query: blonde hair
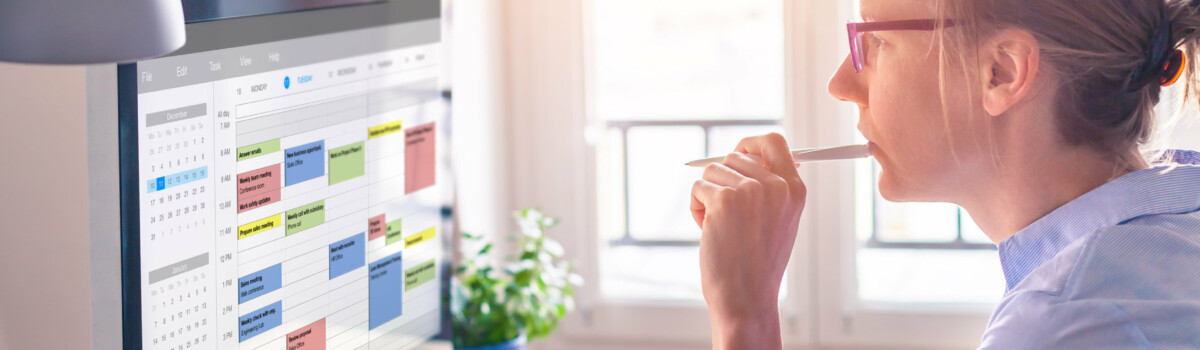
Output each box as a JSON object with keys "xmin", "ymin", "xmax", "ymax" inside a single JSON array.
[{"xmin": 934, "ymin": 0, "xmax": 1200, "ymax": 167}]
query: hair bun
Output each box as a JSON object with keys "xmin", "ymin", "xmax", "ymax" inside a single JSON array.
[{"xmin": 1128, "ymin": 5, "xmax": 1177, "ymax": 91}]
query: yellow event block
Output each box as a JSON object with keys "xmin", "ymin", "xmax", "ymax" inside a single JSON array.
[
  {"xmin": 368, "ymin": 120, "xmax": 403, "ymax": 139},
  {"xmin": 405, "ymin": 227, "xmax": 436, "ymax": 248},
  {"xmin": 238, "ymin": 214, "xmax": 282, "ymax": 239}
]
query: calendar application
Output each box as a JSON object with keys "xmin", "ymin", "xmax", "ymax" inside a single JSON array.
[{"xmin": 134, "ymin": 19, "xmax": 443, "ymax": 350}]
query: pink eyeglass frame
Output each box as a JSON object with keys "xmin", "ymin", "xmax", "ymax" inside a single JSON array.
[{"xmin": 848, "ymin": 19, "xmax": 957, "ymax": 72}]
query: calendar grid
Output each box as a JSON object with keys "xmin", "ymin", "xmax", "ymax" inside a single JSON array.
[{"xmin": 134, "ymin": 36, "xmax": 444, "ymax": 349}]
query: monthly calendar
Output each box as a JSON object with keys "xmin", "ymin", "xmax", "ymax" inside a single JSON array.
[
  {"xmin": 147, "ymin": 253, "xmax": 213, "ymax": 350},
  {"xmin": 141, "ymin": 104, "xmax": 218, "ymax": 349}
]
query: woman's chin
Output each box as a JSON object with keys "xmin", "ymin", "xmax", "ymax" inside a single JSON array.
[
  {"xmin": 878, "ymin": 171, "xmax": 955, "ymax": 203},
  {"xmin": 877, "ymin": 179, "xmax": 904, "ymax": 202},
  {"xmin": 877, "ymin": 173, "xmax": 917, "ymax": 202}
]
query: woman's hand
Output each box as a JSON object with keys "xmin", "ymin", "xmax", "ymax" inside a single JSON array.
[{"xmin": 690, "ymin": 133, "xmax": 807, "ymax": 350}]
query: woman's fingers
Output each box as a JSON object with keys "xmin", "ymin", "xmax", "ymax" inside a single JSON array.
[
  {"xmin": 692, "ymin": 133, "xmax": 809, "ymax": 230},
  {"xmin": 702, "ymin": 161, "xmax": 748, "ymax": 187},
  {"xmin": 735, "ymin": 133, "xmax": 800, "ymax": 179},
  {"xmin": 690, "ymin": 179, "xmax": 722, "ymax": 228},
  {"xmin": 734, "ymin": 133, "xmax": 807, "ymax": 200},
  {"xmin": 721, "ymin": 152, "xmax": 778, "ymax": 184}
]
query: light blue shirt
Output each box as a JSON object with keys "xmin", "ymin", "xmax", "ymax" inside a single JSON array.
[{"xmin": 980, "ymin": 150, "xmax": 1200, "ymax": 349}]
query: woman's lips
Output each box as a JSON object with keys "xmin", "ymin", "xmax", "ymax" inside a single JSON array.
[{"xmin": 867, "ymin": 141, "xmax": 880, "ymax": 156}]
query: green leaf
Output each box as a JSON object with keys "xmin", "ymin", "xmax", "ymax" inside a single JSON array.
[{"xmin": 514, "ymin": 269, "xmax": 534, "ymax": 285}]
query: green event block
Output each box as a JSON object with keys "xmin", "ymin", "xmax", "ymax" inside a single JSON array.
[
  {"xmin": 328, "ymin": 141, "xmax": 366, "ymax": 185},
  {"xmin": 405, "ymin": 259, "xmax": 437, "ymax": 291},
  {"xmin": 285, "ymin": 200, "xmax": 325, "ymax": 236},
  {"xmin": 385, "ymin": 218, "xmax": 403, "ymax": 246},
  {"xmin": 237, "ymin": 139, "xmax": 281, "ymax": 161}
]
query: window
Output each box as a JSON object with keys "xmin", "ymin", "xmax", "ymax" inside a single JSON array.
[
  {"xmin": 853, "ymin": 151, "xmax": 1005, "ymax": 305},
  {"xmin": 589, "ymin": 0, "xmax": 785, "ymax": 302}
]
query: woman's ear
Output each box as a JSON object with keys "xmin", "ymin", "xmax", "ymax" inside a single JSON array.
[{"xmin": 979, "ymin": 28, "xmax": 1040, "ymax": 117}]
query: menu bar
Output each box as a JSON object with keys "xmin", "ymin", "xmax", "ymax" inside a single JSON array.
[{"xmin": 136, "ymin": 19, "xmax": 438, "ymax": 94}]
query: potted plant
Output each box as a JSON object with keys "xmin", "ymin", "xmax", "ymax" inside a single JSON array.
[{"xmin": 451, "ymin": 209, "xmax": 584, "ymax": 350}]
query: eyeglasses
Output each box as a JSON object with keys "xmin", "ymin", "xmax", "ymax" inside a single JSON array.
[{"xmin": 848, "ymin": 19, "xmax": 956, "ymax": 72}]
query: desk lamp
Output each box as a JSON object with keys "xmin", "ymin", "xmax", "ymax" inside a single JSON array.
[{"xmin": 0, "ymin": 0, "xmax": 185, "ymax": 64}]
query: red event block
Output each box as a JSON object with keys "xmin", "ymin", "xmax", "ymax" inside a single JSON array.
[
  {"xmin": 405, "ymin": 122, "xmax": 436, "ymax": 194},
  {"xmin": 237, "ymin": 164, "xmax": 282, "ymax": 203},
  {"xmin": 237, "ymin": 188, "xmax": 281, "ymax": 213},
  {"xmin": 286, "ymin": 318, "xmax": 325, "ymax": 350},
  {"xmin": 368, "ymin": 214, "xmax": 387, "ymax": 241}
]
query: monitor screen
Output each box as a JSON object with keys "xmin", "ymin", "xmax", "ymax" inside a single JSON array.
[{"xmin": 117, "ymin": 2, "xmax": 446, "ymax": 349}]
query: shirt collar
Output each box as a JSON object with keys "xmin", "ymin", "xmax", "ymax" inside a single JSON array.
[{"xmin": 997, "ymin": 150, "xmax": 1200, "ymax": 291}]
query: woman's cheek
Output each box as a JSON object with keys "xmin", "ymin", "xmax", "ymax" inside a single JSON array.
[{"xmin": 865, "ymin": 105, "xmax": 931, "ymax": 200}]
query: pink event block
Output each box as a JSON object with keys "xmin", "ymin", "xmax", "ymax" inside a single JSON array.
[
  {"xmin": 405, "ymin": 122, "xmax": 436, "ymax": 194},
  {"xmin": 368, "ymin": 214, "xmax": 387, "ymax": 241},
  {"xmin": 286, "ymin": 318, "xmax": 325, "ymax": 350},
  {"xmin": 237, "ymin": 164, "xmax": 282, "ymax": 203}
]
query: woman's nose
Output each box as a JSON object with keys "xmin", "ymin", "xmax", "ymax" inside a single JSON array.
[{"xmin": 828, "ymin": 54, "xmax": 866, "ymax": 105}]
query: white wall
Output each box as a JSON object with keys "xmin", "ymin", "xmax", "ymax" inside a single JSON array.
[
  {"xmin": 448, "ymin": 0, "xmax": 514, "ymax": 263},
  {"xmin": 0, "ymin": 62, "xmax": 91, "ymax": 349}
]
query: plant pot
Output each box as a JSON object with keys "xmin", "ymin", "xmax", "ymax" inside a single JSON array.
[{"xmin": 454, "ymin": 334, "xmax": 527, "ymax": 350}]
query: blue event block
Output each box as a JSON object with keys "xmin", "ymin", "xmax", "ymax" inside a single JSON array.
[
  {"xmin": 238, "ymin": 300, "xmax": 282, "ymax": 342},
  {"xmin": 284, "ymin": 140, "xmax": 325, "ymax": 186},
  {"xmin": 329, "ymin": 233, "xmax": 366, "ymax": 279},
  {"xmin": 368, "ymin": 250, "xmax": 404, "ymax": 329},
  {"xmin": 238, "ymin": 264, "xmax": 282, "ymax": 304}
]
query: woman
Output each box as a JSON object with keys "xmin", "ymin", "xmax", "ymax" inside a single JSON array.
[{"xmin": 691, "ymin": 0, "xmax": 1200, "ymax": 348}]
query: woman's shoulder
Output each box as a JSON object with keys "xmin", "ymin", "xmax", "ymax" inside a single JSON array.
[
  {"xmin": 988, "ymin": 217, "xmax": 1200, "ymax": 348},
  {"xmin": 1065, "ymin": 214, "xmax": 1200, "ymax": 300},
  {"xmin": 1008, "ymin": 182, "xmax": 1200, "ymax": 297}
]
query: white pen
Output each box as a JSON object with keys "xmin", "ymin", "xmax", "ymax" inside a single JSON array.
[{"xmin": 685, "ymin": 144, "xmax": 871, "ymax": 167}]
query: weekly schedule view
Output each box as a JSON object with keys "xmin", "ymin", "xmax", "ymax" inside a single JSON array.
[{"xmin": 120, "ymin": 3, "xmax": 446, "ymax": 349}]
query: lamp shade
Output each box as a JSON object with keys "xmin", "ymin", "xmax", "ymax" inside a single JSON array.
[{"xmin": 0, "ymin": 0, "xmax": 185, "ymax": 64}]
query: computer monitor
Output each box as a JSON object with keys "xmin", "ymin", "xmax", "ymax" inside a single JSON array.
[{"xmin": 116, "ymin": 1, "xmax": 448, "ymax": 349}]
